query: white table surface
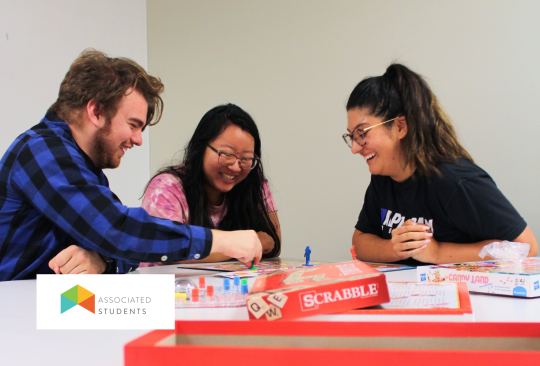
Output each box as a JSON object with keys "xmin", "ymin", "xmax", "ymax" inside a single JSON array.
[{"xmin": 1, "ymin": 262, "xmax": 539, "ymax": 366}]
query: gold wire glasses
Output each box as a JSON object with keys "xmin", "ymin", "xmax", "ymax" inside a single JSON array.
[{"xmin": 342, "ymin": 117, "xmax": 398, "ymax": 148}]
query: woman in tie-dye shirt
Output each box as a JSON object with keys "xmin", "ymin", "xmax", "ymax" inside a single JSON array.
[{"xmin": 140, "ymin": 104, "xmax": 280, "ymax": 266}]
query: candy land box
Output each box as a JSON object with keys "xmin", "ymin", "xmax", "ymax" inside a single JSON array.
[
  {"xmin": 246, "ymin": 260, "xmax": 389, "ymax": 320},
  {"xmin": 417, "ymin": 257, "xmax": 540, "ymax": 298}
]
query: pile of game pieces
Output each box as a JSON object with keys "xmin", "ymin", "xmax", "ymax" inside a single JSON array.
[{"xmin": 175, "ymin": 276, "xmax": 250, "ymax": 308}]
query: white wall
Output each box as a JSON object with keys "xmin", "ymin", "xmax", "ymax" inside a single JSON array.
[
  {"xmin": 147, "ymin": 0, "xmax": 540, "ymax": 262},
  {"xmin": 0, "ymin": 0, "xmax": 149, "ymax": 207}
]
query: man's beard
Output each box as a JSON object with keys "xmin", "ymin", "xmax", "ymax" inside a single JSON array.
[{"xmin": 93, "ymin": 118, "xmax": 120, "ymax": 170}]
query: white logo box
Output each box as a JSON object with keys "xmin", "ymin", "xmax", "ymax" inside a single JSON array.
[
  {"xmin": 417, "ymin": 258, "xmax": 540, "ymax": 298},
  {"xmin": 37, "ymin": 274, "xmax": 175, "ymax": 329}
]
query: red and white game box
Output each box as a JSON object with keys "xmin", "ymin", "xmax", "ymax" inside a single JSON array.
[{"xmin": 246, "ymin": 260, "xmax": 389, "ymax": 321}]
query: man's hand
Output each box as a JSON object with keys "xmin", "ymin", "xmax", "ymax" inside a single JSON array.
[
  {"xmin": 257, "ymin": 231, "xmax": 275, "ymax": 255},
  {"xmin": 210, "ymin": 229, "xmax": 262, "ymax": 267},
  {"xmin": 391, "ymin": 219, "xmax": 432, "ymax": 260},
  {"xmin": 48, "ymin": 245, "xmax": 107, "ymax": 274}
]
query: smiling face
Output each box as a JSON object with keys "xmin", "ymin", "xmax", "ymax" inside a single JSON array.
[
  {"xmin": 92, "ymin": 89, "xmax": 147, "ymax": 169},
  {"xmin": 202, "ymin": 124, "xmax": 255, "ymax": 205},
  {"xmin": 347, "ymin": 108, "xmax": 413, "ymax": 182}
]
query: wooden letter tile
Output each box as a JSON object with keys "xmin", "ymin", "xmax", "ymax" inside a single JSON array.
[
  {"xmin": 247, "ymin": 297, "xmax": 269, "ymax": 319},
  {"xmin": 265, "ymin": 304, "xmax": 283, "ymax": 321},
  {"xmin": 267, "ymin": 293, "xmax": 288, "ymax": 309}
]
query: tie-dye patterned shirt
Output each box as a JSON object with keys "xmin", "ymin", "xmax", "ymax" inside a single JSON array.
[{"xmin": 139, "ymin": 172, "xmax": 276, "ymax": 267}]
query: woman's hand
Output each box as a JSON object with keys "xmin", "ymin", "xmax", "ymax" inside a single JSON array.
[
  {"xmin": 257, "ymin": 231, "xmax": 275, "ymax": 255},
  {"xmin": 391, "ymin": 219, "xmax": 432, "ymax": 260},
  {"xmin": 49, "ymin": 245, "xmax": 107, "ymax": 274},
  {"xmin": 410, "ymin": 234, "xmax": 440, "ymax": 264}
]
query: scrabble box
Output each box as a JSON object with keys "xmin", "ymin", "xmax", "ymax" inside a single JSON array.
[
  {"xmin": 246, "ymin": 260, "xmax": 389, "ymax": 321},
  {"xmin": 417, "ymin": 257, "xmax": 540, "ymax": 298}
]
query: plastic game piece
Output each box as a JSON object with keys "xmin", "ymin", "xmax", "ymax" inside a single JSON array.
[
  {"xmin": 207, "ymin": 285, "xmax": 215, "ymax": 303},
  {"xmin": 240, "ymin": 282, "xmax": 249, "ymax": 301},
  {"xmin": 191, "ymin": 288, "xmax": 200, "ymax": 303},
  {"xmin": 223, "ymin": 278, "xmax": 231, "ymax": 292},
  {"xmin": 233, "ymin": 276, "xmax": 240, "ymax": 292},
  {"xmin": 304, "ymin": 246, "xmax": 313, "ymax": 266},
  {"xmin": 175, "ymin": 293, "xmax": 187, "ymax": 304},
  {"xmin": 198, "ymin": 277, "xmax": 207, "ymax": 296},
  {"xmin": 350, "ymin": 245, "xmax": 357, "ymax": 260},
  {"xmin": 175, "ymin": 276, "xmax": 252, "ymax": 308}
]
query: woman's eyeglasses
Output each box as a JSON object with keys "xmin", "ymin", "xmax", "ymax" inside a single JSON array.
[
  {"xmin": 208, "ymin": 144, "xmax": 259, "ymax": 170},
  {"xmin": 342, "ymin": 117, "xmax": 398, "ymax": 148}
]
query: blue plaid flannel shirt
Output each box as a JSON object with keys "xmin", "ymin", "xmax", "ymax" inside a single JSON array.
[{"xmin": 0, "ymin": 111, "xmax": 212, "ymax": 280}]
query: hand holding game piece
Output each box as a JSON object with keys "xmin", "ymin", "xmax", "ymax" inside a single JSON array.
[{"xmin": 210, "ymin": 229, "xmax": 262, "ymax": 268}]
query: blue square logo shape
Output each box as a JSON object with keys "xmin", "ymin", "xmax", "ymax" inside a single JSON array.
[
  {"xmin": 534, "ymin": 281, "xmax": 539, "ymax": 291},
  {"xmin": 420, "ymin": 273, "xmax": 426, "ymax": 282}
]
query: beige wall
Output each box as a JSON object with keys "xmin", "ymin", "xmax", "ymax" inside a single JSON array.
[
  {"xmin": 0, "ymin": 0, "xmax": 149, "ymax": 207},
  {"xmin": 148, "ymin": 0, "xmax": 540, "ymax": 262}
]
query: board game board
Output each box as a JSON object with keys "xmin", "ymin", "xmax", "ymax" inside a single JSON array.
[
  {"xmin": 365, "ymin": 262, "xmax": 415, "ymax": 272},
  {"xmin": 177, "ymin": 259, "xmax": 326, "ymax": 275},
  {"xmin": 178, "ymin": 260, "xmax": 416, "ymax": 275}
]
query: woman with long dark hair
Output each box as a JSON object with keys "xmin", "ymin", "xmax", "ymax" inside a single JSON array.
[
  {"xmin": 141, "ymin": 104, "xmax": 280, "ymax": 265},
  {"xmin": 345, "ymin": 64, "xmax": 537, "ymax": 265}
]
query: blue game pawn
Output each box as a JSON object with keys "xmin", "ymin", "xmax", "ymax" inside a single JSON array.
[
  {"xmin": 304, "ymin": 246, "xmax": 313, "ymax": 266},
  {"xmin": 222, "ymin": 278, "xmax": 232, "ymax": 303},
  {"xmin": 223, "ymin": 278, "xmax": 231, "ymax": 292},
  {"xmin": 240, "ymin": 283, "xmax": 249, "ymax": 300},
  {"xmin": 233, "ymin": 276, "xmax": 240, "ymax": 292}
]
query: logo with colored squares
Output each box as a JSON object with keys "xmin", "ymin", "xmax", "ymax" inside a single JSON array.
[{"xmin": 61, "ymin": 285, "xmax": 95, "ymax": 314}]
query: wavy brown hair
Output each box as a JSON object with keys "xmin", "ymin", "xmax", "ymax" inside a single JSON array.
[
  {"xmin": 49, "ymin": 49, "xmax": 164, "ymax": 128},
  {"xmin": 347, "ymin": 63, "xmax": 473, "ymax": 177}
]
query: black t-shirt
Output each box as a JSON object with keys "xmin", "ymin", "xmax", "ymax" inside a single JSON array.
[{"xmin": 355, "ymin": 159, "xmax": 527, "ymax": 266}]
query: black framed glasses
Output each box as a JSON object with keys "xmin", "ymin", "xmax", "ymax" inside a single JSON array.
[
  {"xmin": 342, "ymin": 117, "xmax": 398, "ymax": 148},
  {"xmin": 207, "ymin": 144, "xmax": 259, "ymax": 170}
]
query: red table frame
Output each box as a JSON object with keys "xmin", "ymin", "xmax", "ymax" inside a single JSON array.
[{"xmin": 125, "ymin": 320, "xmax": 540, "ymax": 366}]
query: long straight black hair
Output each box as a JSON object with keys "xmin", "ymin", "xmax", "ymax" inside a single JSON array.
[
  {"xmin": 149, "ymin": 104, "xmax": 280, "ymax": 257},
  {"xmin": 347, "ymin": 63, "xmax": 473, "ymax": 177}
]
